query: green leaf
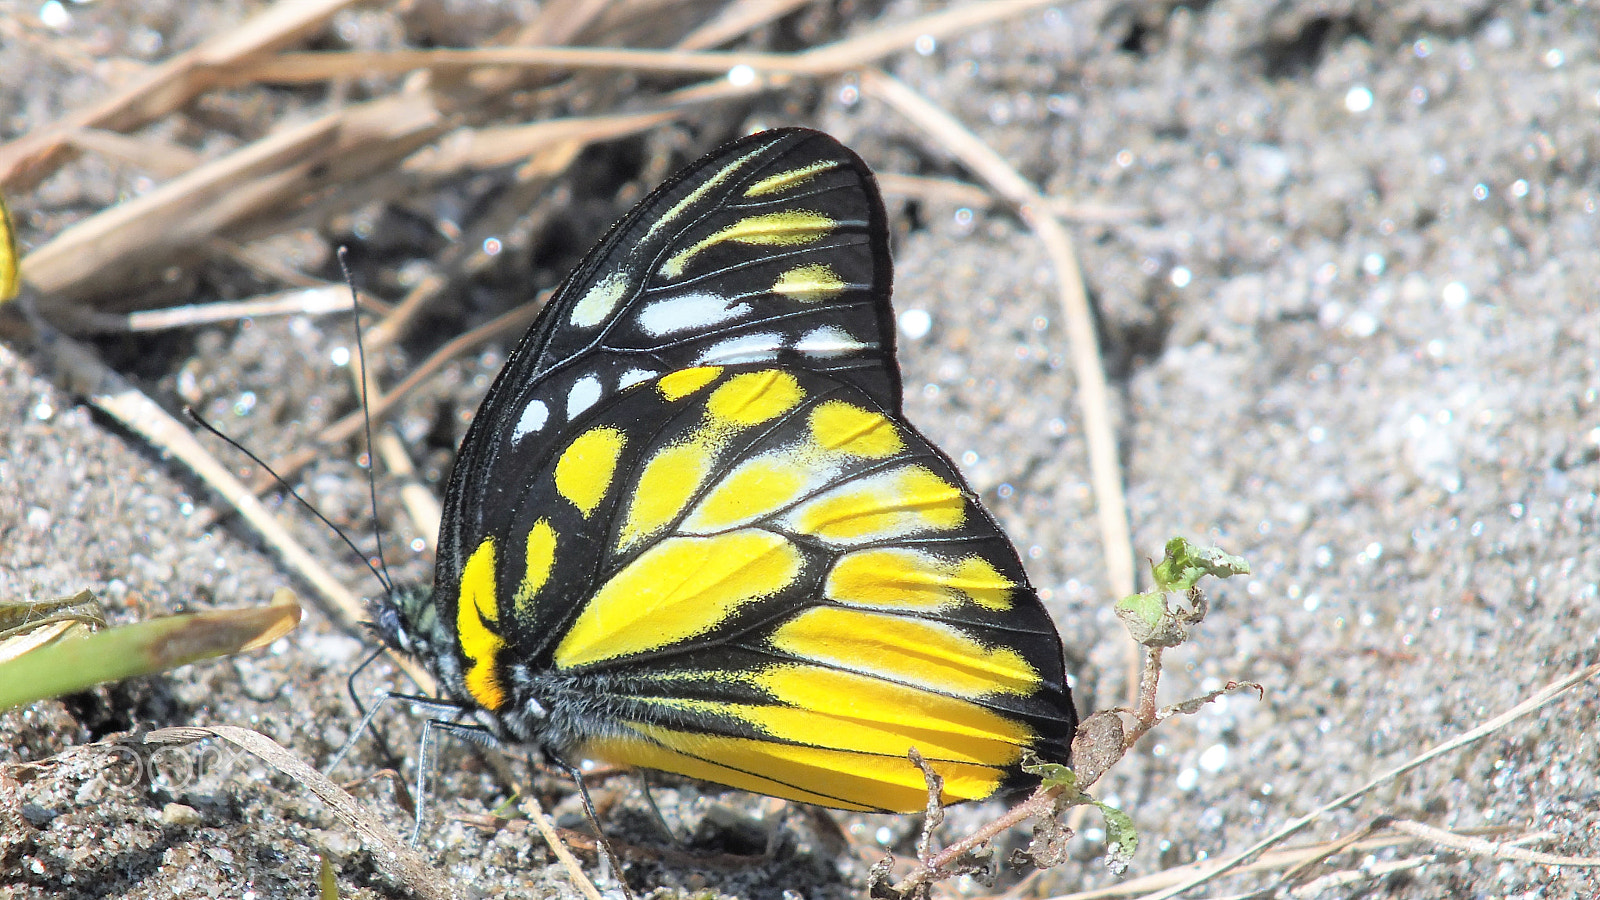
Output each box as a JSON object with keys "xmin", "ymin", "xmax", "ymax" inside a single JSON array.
[
  {"xmin": 1150, "ymin": 537, "xmax": 1250, "ymax": 592},
  {"xmin": 318, "ymin": 855, "xmax": 340, "ymax": 900},
  {"xmin": 1114, "ymin": 589, "xmax": 1196, "ymax": 647},
  {"xmin": 0, "ymin": 592, "xmax": 301, "ymax": 711},
  {"xmin": 491, "ymin": 794, "xmax": 523, "ymax": 818},
  {"xmin": 1020, "ymin": 755, "xmax": 1078, "ymax": 791},
  {"xmin": 1097, "ymin": 800, "xmax": 1139, "ymax": 874},
  {"xmin": 1113, "ymin": 591, "xmax": 1166, "ymax": 644}
]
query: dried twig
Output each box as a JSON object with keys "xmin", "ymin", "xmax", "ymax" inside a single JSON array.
[
  {"xmin": 140, "ymin": 725, "xmax": 456, "ymax": 900},
  {"xmin": 677, "ymin": 0, "xmax": 815, "ymax": 51},
  {"xmin": 1383, "ymin": 818, "xmax": 1600, "ymax": 867},
  {"xmin": 22, "ymin": 94, "xmax": 447, "ymax": 306},
  {"xmin": 223, "ymin": 0, "xmax": 1066, "ymax": 84},
  {"xmin": 519, "ymin": 793, "xmax": 608, "ymax": 900},
  {"xmin": 1131, "ymin": 662, "xmax": 1600, "ymax": 900},
  {"xmin": 72, "ymin": 286, "xmax": 354, "ymax": 334}
]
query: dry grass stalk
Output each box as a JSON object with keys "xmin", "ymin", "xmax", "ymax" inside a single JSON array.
[
  {"xmin": 0, "ymin": 0, "xmax": 361, "ymax": 192},
  {"xmin": 25, "ymin": 94, "xmax": 446, "ymax": 307}
]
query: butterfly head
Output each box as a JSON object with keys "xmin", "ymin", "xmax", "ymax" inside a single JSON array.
[{"xmin": 366, "ymin": 583, "xmax": 439, "ymax": 661}]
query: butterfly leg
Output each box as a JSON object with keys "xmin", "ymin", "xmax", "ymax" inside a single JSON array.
[
  {"xmin": 636, "ymin": 772, "xmax": 683, "ymax": 845},
  {"xmin": 413, "ymin": 714, "xmax": 498, "ymax": 846},
  {"xmin": 556, "ymin": 760, "xmax": 637, "ymax": 900},
  {"xmin": 325, "ymin": 654, "xmax": 396, "ymax": 776}
]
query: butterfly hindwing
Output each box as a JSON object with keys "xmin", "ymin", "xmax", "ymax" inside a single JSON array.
[{"xmin": 444, "ymin": 363, "xmax": 1073, "ymax": 812}]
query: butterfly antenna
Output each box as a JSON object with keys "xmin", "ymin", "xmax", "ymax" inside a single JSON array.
[
  {"xmin": 184, "ymin": 408, "xmax": 392, "ymax": 595},
  {"xmin": 336, "ymin": 246, "xmax": 398, "ymax": 598}
]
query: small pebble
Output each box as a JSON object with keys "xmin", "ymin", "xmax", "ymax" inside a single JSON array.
[{"xmin": 161, "ymin": 802, "xmax": 203, "ymax": 827}]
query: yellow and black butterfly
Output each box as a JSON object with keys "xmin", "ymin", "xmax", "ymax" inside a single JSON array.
[{"xmin": 369, "ymin": 128, "xmax": 1077, "ymax": 815}]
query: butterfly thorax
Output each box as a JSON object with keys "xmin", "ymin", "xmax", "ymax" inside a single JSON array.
[
  {"xmin": 370, "ymin": 582, "xmax": 657, "ymax": 763},
  {"xmin": 369, "ymin": 585, "xmax": 510, "ymax": 730}
]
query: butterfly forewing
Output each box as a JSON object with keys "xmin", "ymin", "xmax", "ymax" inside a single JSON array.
[
  {"xmin": 406, "ymin": 128, "xmax": 1076, "ymax": 815},
  {"xmin": 437, "ymin": 130, "xmax": 897, "ymax": 599}
]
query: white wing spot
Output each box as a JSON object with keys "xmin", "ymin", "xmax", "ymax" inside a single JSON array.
[
  {"xmin": 638, "ymin": 292, "xmax": 751, "ymax": 337},
  {"xmin": 618, "ymin": 368, "xmax": 656, "ymax": 390},
  {"xmin": 695, "ymin": 332, "xmax": 783, "ymax": 365},
  {"xmin": 512, "ymin": 399, "xmax": 550, "ymax": 442},
  {"xmin": 794, "ymin": 325, "xmax": 869, "ymax": 359},
  {"xmin": 570, "ymin": 272, "xmax": 629, "ymax": 328},
  {"xmin": 567, "ymin": 375, "xmax": 603, "ymax": 420}
]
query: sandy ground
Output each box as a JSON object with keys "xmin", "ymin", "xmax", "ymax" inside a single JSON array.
[{"xmin": 2, "ymin": 1, "xmax": 1598, "ymax": 898}]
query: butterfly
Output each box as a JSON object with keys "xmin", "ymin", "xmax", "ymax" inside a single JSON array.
[{"xmin": 368, "ymin": 127, "xmax": 1077, "ymax": 815}]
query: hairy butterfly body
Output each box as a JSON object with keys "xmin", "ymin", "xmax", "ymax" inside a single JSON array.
[{"xmin": 372, "ymin": 128, "xmax": 1077, "ymax": 813}]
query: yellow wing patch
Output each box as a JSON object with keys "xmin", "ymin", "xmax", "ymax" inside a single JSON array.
[
  {"xmin": 786, "ymin": 465, "xmax": 966, "ymax": 543},
  {"xmin": 809, "ymin": 400, "xmax": 903, "ymax": 458},
  {"xmin": 581, "ymin": 728, "xmax": 882, "ymax": 810},
  {"xmin": 0, "ymin": 191, "xmax": 18, "ymax": 303},
  {"xmin": 743, "ymin": 160, "xmax": 843, "ymax": 197},
  {"xmin": 772, "ymin": 263, "xmax": 846, "ymax": 302},
  {"xmin": 658, "ymin": 365, "xmax": 723, "ymax": 401},
  {"xmin": 754, "ymin": 665, "xmax": 1031, "ymax": 754},
  {"xmin": 683, "ymin": 455, "xmax": 808, "ymax": 532},
  {"xmin": 826, "ymin": 548, "xmax": 1014, "ymax": 612},
  {"xmin": 646, "ymin": 146, "xmax": 766, "ymax": 243},
  {"xmin": 622, "ymin": 369, "xmax": 810, "ymax": 548},
  {"xmin": 770, "ymin": 607, "xmax": 1039, "ymax": 698},
  {"xmin": 569, "ymin": 271, "xmax": 629, "ymax": 328},
  {"xmin": 554, "ymin": 530, "xmax": 803, "ymax": 669},
  {"xmin": 554, "ymin": 426, "xmax": 626, "ymax": 517},
  {"xmin": 661, "ymin": 211, "xmax": 836, "ymax": 279},
  {"xmin": 456, "ymin": 538, "xmax": 508, "ymax": 711},
  {"xmin": 588, "ymin": 720, "xmax": 1008, "ymax": 812},
  {"xmin": 619, "ymin": 439, "xmax": 713, "ymax": 548},
  {"xmin": 515, "ymin": 519, "xmax": 558, "ymax": 609},
  {"xmin": 706, "ymin": 369, "xmax": 804, "ymax": 426},
  {"xmin": 680, "ymin": 398, "xmax": 908, "ymax": 533}
]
